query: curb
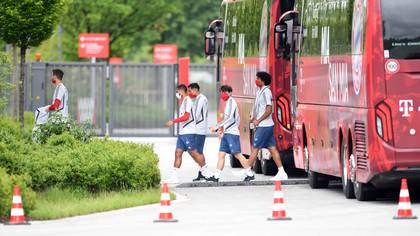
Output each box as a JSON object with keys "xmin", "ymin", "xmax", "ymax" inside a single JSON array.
[{"xmin": 175, "ymin": 179, "xmax": 308, "ymax": 188}]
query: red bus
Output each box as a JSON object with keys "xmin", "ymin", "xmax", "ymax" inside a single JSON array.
[
  {"xmin": 278, "ymin": 0, "xmax": 420, "ymax": 200},
  {"xmin": 205, "ymin": 0, "xmax": 296, "ymax": 175}
]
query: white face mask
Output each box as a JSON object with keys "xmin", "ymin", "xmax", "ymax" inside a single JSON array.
[{"xmin": 175, "ymin": 92, "xmax": 182, "ymax": 100}]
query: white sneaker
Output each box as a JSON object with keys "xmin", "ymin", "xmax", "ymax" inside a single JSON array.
[
  {"xmin": 269, "ymin": 169, "xmax": 288, "ymax": 181},
  {"xmin": 164, "ymin": 174, "xmax": 179, "ymax": 184}
]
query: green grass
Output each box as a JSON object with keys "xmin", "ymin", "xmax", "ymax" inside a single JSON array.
[{"xmin": 29, "ymin": 187, "xmax": 176, "ymax": 220}]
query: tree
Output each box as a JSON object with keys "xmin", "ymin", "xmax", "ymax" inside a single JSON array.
[
  {"xmin": 160, "ymin": 0, "xmax": 220, "ymax": 62},
  {"xmin": 0, "ymin": 52, "xmax": 14, "ymax": 114},
  {"xmin": 61, "ymin": 0, "xmax": 178, "ymax": 61},
  {"xmin": 0, "ymin": 0, "xmax": 64, "ymax": 126}
]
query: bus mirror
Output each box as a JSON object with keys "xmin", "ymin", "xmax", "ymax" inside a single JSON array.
[
  {"xmin": 274, "ymin": 23, "xmax": 287, "ymax": 54},
  {"xmin": 204, "ymin": 29, "xmax": 216, "ymax": 56}
]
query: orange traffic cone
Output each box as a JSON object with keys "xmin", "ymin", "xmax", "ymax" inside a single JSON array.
[
  {"xmin": 393, "ymin": 179, "xmax": 417, "ymax": 220},
  {"xmin": 154, "ymin": 183, "xmax": 178, "ymax": 223},
  {"xmin": 5, "ymin": 185, "xmax": 30, "ymax": 225},
  {"xmin": 267, "ymin": 181, "xmax": 292, "ymax": 221}
]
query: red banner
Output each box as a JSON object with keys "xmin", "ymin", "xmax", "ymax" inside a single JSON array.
[
  {"xmin": 78, "ymin": 33, "xmax": 109, "ymax": 58},
  {"xmin": 154, "ymin": 44, "xmax": 178, "ymax": 64}
]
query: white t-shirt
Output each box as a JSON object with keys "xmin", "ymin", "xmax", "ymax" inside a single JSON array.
[
  {"xmin": 179, "ymin": 96, "xmax": 197, "ymax": 135},
  {"xmin": 252, "ymin": 86, "xmax": 274, "ymax": 127},
  {"xmin": 218, "ymin": 97, "xmax": 240, "ymax": 135},
  {"xmin": 53, "ymin": 83, "xmax": 69, "ymax": 118},
  {"xmin": 193, "ymin": 94, "xmax": 208, "ymax": 135}
]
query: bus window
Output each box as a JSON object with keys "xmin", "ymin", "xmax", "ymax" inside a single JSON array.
[{"xmin": 382, "ymin": 0, "xmax": 420, "ymax": 59}]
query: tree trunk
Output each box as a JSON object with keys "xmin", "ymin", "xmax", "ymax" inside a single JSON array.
[
  {"xmin": 19, "ymin": 46, "xmax": 26, "ymax": 127},
  {"xmin": 12, "ymin": 45, "xmax": 18, "ymax": 119}
]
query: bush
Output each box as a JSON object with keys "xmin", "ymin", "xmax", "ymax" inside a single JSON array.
[
  {"xmin": 0, "ymin": 116, "xmax": 161, "ymax": 193},
  {"xmin": 24, "ymin": 137, "xmax": 160, "ymax": 192},
  {"xmin": 0, "ymin": 167, "xmax": 36, "ymax": 221},
  {"xmin": 32, "ymin": 112, "xmax": 94, "ymax": 144}
]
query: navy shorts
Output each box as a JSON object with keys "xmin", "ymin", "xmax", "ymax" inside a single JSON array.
[
  {"xmin": 176, "ymin": 134, "xmax": 197, "ymax": 151},
  {"xmin": 195, "ymin": 135, "xmax": 206, "ymax": 154},
  {"xmin": 219, "ymin": 134, "xmax": 241, "ymax": 154},
  {"xmin": 253, "ymin": 126, "xmax": 276, "ymax": 149}
]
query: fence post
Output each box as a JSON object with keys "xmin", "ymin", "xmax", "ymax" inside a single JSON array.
[{"xmin": 31, "ymin": 62, "xmax": 47, "ymax": 111}]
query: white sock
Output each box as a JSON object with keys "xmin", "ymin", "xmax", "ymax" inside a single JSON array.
[
  {"xmin": 214, "ymin": 169, "xmax": 222, "ymax": 179},
  {"xmin": 245, "ymin": 167, "xmax": 254, "ymax": 176},
  {"xmin": 200, "ymin": 165, "xmax": 212, "ymax": 177},
  {"xmin": 172, "ymin": 167, "xmax": 180, "ymax": 175},
  {"xmin": 278, "ymin": 166, "xmax": 285, "ymax": 174}
]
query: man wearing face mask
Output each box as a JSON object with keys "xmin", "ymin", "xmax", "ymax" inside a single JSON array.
[
  {"xmin": 46, "ymin": 69, "xmax": 68, "ymax": 118},
  {"xmin": 164, "ymin": 84, "xmax": 214, "ymax": 184},
  {"xmin": 210, "ymin": 85, "xmax": 254, "ymax": 182},
  {"xmin": 246, "ymin": 71, "xmax": 288, "ymax": 181},
  {"xmin": 187, "ymin": 83, "xmax": 216, "ymax": 182}
]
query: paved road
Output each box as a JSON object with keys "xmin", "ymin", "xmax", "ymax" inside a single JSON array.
[
  {"xmin": 113, "ymin": 137, "xmax": 301, "ymax": 182},
  {"xmin": 1, "ymin": 137, "xmax": 418, "ymax": 236},
  {"xmin": 1, "ymin": 184, "xmax": 419, "ymax": 236}
]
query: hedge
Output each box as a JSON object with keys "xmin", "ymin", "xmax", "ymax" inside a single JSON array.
[{"xmin": 0, "ymin": 115, "xmax": 161, "ymax": 218}]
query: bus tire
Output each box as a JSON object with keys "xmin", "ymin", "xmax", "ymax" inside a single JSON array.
[
  {"xmin": 229, "ymin": 155, "xmax": 241, "ymax": 168},
  {"xmin": 341, "ymin": 141, "xmax": 355, "ymax": 199},
  {"xmin": 308, "ymin": 170, "xmax": 329, "ymax": 189},
  {"xmin": 262, "ymin": 158, "xmax": 277, "ymax": 175},
  {"xmin": 354, "ymin": 181, "xmax": 376, "ymax": 201}
]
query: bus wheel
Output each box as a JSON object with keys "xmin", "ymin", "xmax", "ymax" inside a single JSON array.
[
  {"xmin": 229, "ymin": 155, "xmax": 241, "ymax": 168},
  {"xmin": 305, "ymin": 145, "xmax": 328, "ymax": 188},
  {"xmin": 341, "ymin": 141, "xmax": 355, "ymax": 199},
  {"xmin": 253, "ymin": 151, "xmax": 263, "ymax": 174},
  {"xmin": 353, "ymin": 181, "xmax": 376, "ymax": 201},
  {"xmin": 262, "ymin": 158, "xmax": 277, "ymax": 175}
]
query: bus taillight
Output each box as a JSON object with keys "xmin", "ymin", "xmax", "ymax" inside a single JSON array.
[
  {"xmin": 375, "ymin": 102, "xmax": 394, "ymax": 145},
  {"xmin": 277, "ymin": 95, "xmax": 291, "ymax": 130}
]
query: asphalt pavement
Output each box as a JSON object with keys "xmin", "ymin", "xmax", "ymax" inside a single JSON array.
[{"xmin": 1, "ymin": 137, "xmax": 419, "ymax": 236}]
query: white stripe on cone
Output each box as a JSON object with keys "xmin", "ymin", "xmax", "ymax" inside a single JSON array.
[
  {"xmin": 273, "ymin": 191, "xmax": 284, "ymax": 199},
  {"xmin": 400, "ymin": 190, "xmax": 409, "ymax": 197},
  {"xmin": 272, "ymin": 203, "xmax": 286, "ymax": 211},
  {"xmin": 11, "ymin": 208, "xmax": 24, "ymax": 216},
  {"xmin": 158, "ymin": 205, "xmax": 173, "ymax": 213},
  {"xmin": 398, "ymin": 202, "xmax": 412, "ymax": 209},
  {"xmin": 12, "ymin": 196, "xmax": 22, "ymax": 204},
  {"xmin": 161, "ymin": 193, "xmax": 170, "ymax": 201}
]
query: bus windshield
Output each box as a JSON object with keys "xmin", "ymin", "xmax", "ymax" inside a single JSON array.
[{"xmin": 381, "ymin": 0, "xmax": 420, "ymax": 59}]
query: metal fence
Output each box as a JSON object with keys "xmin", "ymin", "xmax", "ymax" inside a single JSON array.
[
  {"xmin": 43, "ymin": 62, "xmax": 107, "ymax": 135},
  {"xmin": 109, "ymin": 64, "xmax": 176, "ymax": 137},
  {"xmin": 2, "ymin": 62, "xmax": 216, "ymax": 137}
]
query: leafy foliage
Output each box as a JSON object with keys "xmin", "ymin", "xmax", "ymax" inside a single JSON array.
[
  {"xmin": 32, "ymin": 112, "xmax": 94, "ymax": 144},
  {"xmin": 0, "ymin": 116, "xmax": 161, "ymax": 194},
  {"xmin": 0, "ymin": 52, "xmax": 14, "ymax": 114}
]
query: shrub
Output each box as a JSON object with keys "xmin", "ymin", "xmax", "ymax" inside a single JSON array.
[
  {"xmin": 0, "ymin": 116, "xmax": 161, "ymax": 193},
  {"xmin": 23, "ymin": 138, "xmax": 160, "ymax": 192},
  {"xmin": 0, "ymin": 167, "xmax": 36, "ymax": 221},
  {"xmin": 32, "ymin": 112, "xmax": 94, "ymax": 144}
]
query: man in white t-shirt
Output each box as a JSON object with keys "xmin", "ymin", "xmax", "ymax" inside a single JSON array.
[
  {"xmin": 45, "ymin": 69, "xmax": 69, "ymax": 118},
  {"xmin": 247, "ymin": 71, "xmax": 288, "ymax": 181},
  {"xmin": 187, "ymin": 83, "xmax": 217, "ymax": 182},
  {"xmin": 164, "ymin": 84, "xmax": 214, "ymax": 184},
  {"xmin": 210, "ymin": 85, "xmax": 254, "ymax": 182}
]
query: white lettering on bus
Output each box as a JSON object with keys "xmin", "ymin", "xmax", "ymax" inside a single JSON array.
[
  {"xmin": 238, "ymin": 33, "xmax": 245, "ymax": 65},
  {"xmin": 243, "ymin": 63, "xmax": 258, "ymax": 96},
  {"xmin": 329, "ymin": 62, "xmax": 349, "ymax": 103},
  {"xmin": 399, "ymin": 99, "xmax": 414, "ymax": 117}
]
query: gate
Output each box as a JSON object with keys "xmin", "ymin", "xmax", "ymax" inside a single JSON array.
[
  {"xmin": 109, "ymin": 64, "xmax": 176, "ymax": 137},
  {"xmin": 33, "ymin": 62, "xmax": 107, "ymax": 136}
]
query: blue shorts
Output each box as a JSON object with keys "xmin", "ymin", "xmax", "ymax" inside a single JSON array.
[
  {"xmin": 176, "ymin": 134, "xmax": 197, "ymax": 152},
  {"xmin": 195, "ymin": 135, "xmax": 206, "ymax": 154},
  {"xmin": 253, "ymin": 126, "xmax": 276, "ymax": 149},
  {"xmin": 219, "ymin": 134, "xmax": 241, "ymax": 154}
]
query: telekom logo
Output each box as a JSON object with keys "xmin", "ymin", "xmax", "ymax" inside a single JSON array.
[{"xmin": 399, "ymin": 100, "xmax": 413, "ymax": 117}]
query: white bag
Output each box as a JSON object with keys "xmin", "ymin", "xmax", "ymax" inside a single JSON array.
[{"xmin": 34, "ymin": 106, "xmax": 50, "ymax": 125}]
